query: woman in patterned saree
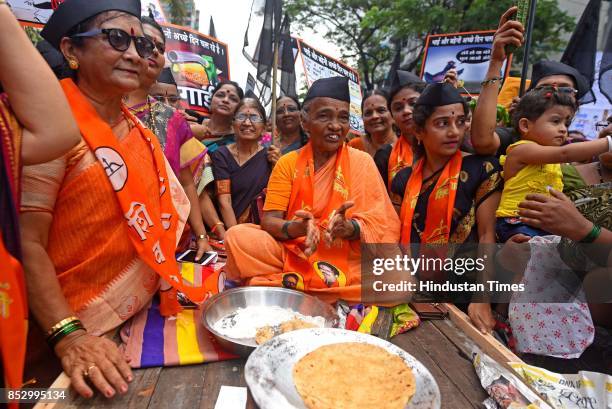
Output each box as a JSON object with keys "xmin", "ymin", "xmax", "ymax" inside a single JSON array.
[
  {"xmin": 20, "ymin": 0, "xmax": 202, "ymax": 399},
  {"xmin": 0, "ymin": 3, "xmax": 80, "ymax": 394},
  {"xmin": 390, "ymin": 83, "xmax": 502, "ymax": 334}
]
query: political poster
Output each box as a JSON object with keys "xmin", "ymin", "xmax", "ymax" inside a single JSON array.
[
  {"xmin": 161, "ymin": 23, "xmax": 231, "ymax": 115},
  {"xmin": 11, "ymin": 0, "xmax": 166, "ymax": 26},
  {"xmin": 420, "ymin": 31, "xmax": 510, "ymax": 95},
  {"xmin": 297, "ymin": 39, "xmax": 364, "ymax": 134}
]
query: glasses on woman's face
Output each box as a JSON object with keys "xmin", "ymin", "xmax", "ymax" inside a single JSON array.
[
  {"xmin": 151, "ymin": 94, "xmax": 181, "ymax": 104},
  {"xmin": 234, "ymin": 113, "xmax": 264, "ymax": 123},
  {"xmin": 276, "ymin": 105, "xmax": 299, "ymax": 116},
  {"xmin": 72, "ymin": 28, "xmax": 155, "ymax": 59}
]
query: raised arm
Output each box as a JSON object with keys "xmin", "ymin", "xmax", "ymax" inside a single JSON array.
[
  {"xmin": 509, "ymin": 137, "xmax": 610, "ymax": 167},
  {"xmin": 471, "ymin": 7, "xmax": 524, "ymax": 155},
  {"xmin": 0, "ymin": 5, "xmax": 80, "ymax": 165}
]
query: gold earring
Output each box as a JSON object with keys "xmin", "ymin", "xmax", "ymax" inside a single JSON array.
[{"xmin": 68, "ymin": 59, "xmax": 79, "ymax": 70}]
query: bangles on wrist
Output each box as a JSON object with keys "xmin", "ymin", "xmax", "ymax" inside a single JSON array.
[
  {"xmin": 480, "ymin": 77, "xmax": 501, "ymax": 87},
  {"xmin": 46, "ymin": 316, "xmax": 86, "ymax": 348},
  {"xmin": 282, "ymin": 221, "xmax": 293, "ymax": 240},
  {"xmin": 579, "ymin": 223, "xmax": 601, "ymax": 243},
  {"xmin": 210, "ymin": 221, "xmax": 224, "ymax": 235}
]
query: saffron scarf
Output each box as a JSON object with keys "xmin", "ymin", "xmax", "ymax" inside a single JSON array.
[
  {"xmin": 60, "ymin": 79, "xmax": 206, "ymax": 303},
  {"xmin": 0, "ymin": 95, "xmax": 27, "ymax": 398},
  {"xmin": 283, "ymin": 142, "xmax": 353, "ymax": 290},
  {"xmin": 399, "ymin": 151, "xmax": 463, "ymax": 245},
  {"xmin": 387, "ymin": 135, "xmax": 414, "ymax": 190}
]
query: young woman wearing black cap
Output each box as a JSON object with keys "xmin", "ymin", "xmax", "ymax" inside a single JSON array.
[{"xmin": 390, "ymin": 82, "xmax": 503, "ymax": 335}]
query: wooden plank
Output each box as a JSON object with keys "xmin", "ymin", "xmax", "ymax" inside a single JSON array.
[
  {"xmin": 32, "ymin": 373, "xmax": 70, "ymax": 409},
  {"xmin": 34, "ymin": 367, "xmax": 163, "ymax": 409},
  {"xmin": 198, "ymin": 359, "xmax": 248, "ymax": 409},
  {"xmin": 444, "ymin": 303, "xmax": 521, "ymax": 365},
  {"xmin": 411, "ymin": 321, "xmax": 488, "ymax": 404},
  {"xmin": 392, "ymin": 323, "xmax": 478, "ymax": 409},
  {"xmin": 440, "ymin": 305, "xmax": 551, "ymax": 403},
  {"xmin": 147, "ymin": 365, "xmax": 207, "ymax": 409}
]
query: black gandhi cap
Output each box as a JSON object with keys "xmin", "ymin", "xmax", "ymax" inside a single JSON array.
[
  {"xmin": 528, "ymin": 60, "xmax": 589, "ymax": 99},
  {"xmin": 415, "ymin": 82, "xmax": 464, "ymax": 107},
  {"xmin": 304, "ymin": 77, "xmax": 350, "ymax": 104},
  {"xmin": 41, "ymin": 0, "xmax": 142, "ymax": 49},
  {"xmin": 396, "ymin": 70, "xmax": 425, "ymax": 87},
  {"xmin": 157, "ymin": 67, "xmax": 177, "ymax": 86}
]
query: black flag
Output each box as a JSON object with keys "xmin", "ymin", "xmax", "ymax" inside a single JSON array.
[
  {"xmin": 384, "ymin": 42, "xmax": 402, "ymax": 89},
  {"xmin": 245, "ymin": 73, "xmax": 257, "ymax": 95},
  {"xmin": 209, "ymin": 16, "xmax": 217, "ymax": 38},
  {"xmin": 561, "ymin": 0, "xmax": 601, "ymax": 104},
  {"xmin": 255, "ymin": 0, "xmax": 282, "ymax": 87},
  {"xmin": 599, "ymin": 25, "xmax": 612, "ymax": 104},
  {"xmin": 279, "ymin": 14, "xmax": 297, "ymax": 98}
]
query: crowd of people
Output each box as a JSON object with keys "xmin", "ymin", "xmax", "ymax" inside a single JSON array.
[{"xmin": 0, "ymin": 0, "xmax": 610, "ymax": 401}]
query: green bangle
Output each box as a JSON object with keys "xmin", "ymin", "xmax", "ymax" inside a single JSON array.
[
  {"xmin": 47, "ymin": 320, "xmax": 85, "ymax": 348},
  {"xmin": 282, "ymin": 221, "xmax": 293, "ymax": 240},
  {"xmin": 579, "ymin": 224, "xmax": 601, "ymax": 243},
  {"xmin": 349, "ymin": 219, "xmax": 360, "ymax": 240}
]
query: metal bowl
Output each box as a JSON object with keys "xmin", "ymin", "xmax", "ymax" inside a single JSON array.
[{"xmin": 202, "ymin": 287, "xmax": 339, "ymax": 356}]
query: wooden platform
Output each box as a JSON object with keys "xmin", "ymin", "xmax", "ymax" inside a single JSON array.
[{"xmin": 36, "ymin": 305, "xmax": 526, "ymax": 409}]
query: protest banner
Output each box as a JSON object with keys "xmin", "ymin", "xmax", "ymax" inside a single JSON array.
[
  {"xmin": 420, "ymin": 31, "xmax": 510, "ymax": 95},
  {"xmin": 11, "ymin": 0, "xmax": 166, "ymax": 26},
  {"xmin": 297, "ymin": 39, "xmax": 364, "ymax": 134},
  {"xmin": 570, "ymin": 52, "xmax": 610, "ymax": 139},
  {"xmin": 161, "ymin": 23, "xmax": 231, "ymax": 115}
]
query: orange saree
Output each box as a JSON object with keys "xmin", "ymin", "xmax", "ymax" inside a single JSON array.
[
  {"xmin": 20, "ymin": 80, "xmax": 191, "ymax": 335},
  {"xmin": 224, "ymin": 144, "xmax": 400, "ymax": 303}
]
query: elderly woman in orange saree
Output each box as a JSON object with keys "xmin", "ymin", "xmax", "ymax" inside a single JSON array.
[
  {"xmin": 0, "ymin": 4, "xmax": 80, "ymax": 395},
  {"xmin": 19, "ymin": 0, "xmax": 205, "ymax": 400},
  {"xmin": 224, "ymin": 77, "xmax": 400, "ymax": 303}
]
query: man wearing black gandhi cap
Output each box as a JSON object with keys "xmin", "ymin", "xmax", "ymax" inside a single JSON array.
[{"xmin": 224, "ymin": 76, "xmax": 400, "ymax": 303}]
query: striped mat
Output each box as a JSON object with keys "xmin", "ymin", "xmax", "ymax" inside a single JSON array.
[{"xmin": 120, "ymin": 297, "xmax": 238, "ymax": 368}]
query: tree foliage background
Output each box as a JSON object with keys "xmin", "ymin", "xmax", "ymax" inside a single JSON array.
[
  {"xmin": 160, "ymin": 0, "xmax": 187, "ymax": 24},
  {"xmin": 285, "ymin": 0, "xmax": 575, "ymax": 90}
]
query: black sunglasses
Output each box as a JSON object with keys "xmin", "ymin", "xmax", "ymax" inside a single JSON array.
[{"xmin": 72, "ymin": 28, "xmax": 155, "ymax": 59}]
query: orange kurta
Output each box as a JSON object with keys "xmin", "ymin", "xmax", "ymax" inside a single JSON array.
[{"xmin": 224, "ymin": 146, "xmax": 400, "ymax": 303}]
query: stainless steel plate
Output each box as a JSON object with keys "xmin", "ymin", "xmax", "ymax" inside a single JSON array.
[
  {"xmin": 245, "ymin": 328, "xmax": 441, "ymax": 409},
  {"xmin": 202, "ymin": 287, "xmax": 339, "ymax": 356}
]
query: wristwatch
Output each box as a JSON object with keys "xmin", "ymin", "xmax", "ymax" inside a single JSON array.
[{"xmin": 197, "ymin": 234, "xmax": 207, "ymax": 241}]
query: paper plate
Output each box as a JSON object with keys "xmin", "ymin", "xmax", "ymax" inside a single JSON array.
[{"xmin": 244, "ymin": 328, "xmax": 441, "ymax": 409}]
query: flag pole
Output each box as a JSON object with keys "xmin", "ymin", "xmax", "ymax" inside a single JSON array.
[
  {"xmin": 519, "ymin": 0, "xmax": 537, "ymax": 97},
  {"xmin": 270, "ymin": 35, "xmax": 280, "ymax": 145}
]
